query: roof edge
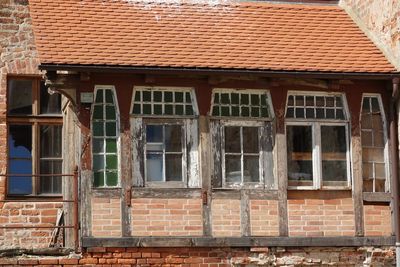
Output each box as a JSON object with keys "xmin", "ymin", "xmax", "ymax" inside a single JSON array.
[{"xmin": 39, "ymin": 64, "xmax": 400, "ymax": 80}]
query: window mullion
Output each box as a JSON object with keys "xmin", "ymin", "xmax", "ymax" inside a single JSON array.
[
  {"xmin": 240, "ymin": 127, "xmax": 244, "ymax": 184},
  {"xmin": 313, "ymin": 123, "xmax": 322, "ymax": 189},
  {"xmin": 33, "ymin": 122, "xmax": 39, "ymax": 195}
]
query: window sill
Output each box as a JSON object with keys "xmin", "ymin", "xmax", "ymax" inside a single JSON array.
[
  {"xmin": 288, "ymin": 186, "xmax": 351, "ymax": 191},
  {"xmin": 131, "ymin": 187, "xmax": 201, "ymax": 198},
  {"xmin": 363, "ymin": 192, "xmax": 391, "ymax": 203},
  {"xmin": 212, "ymin": 188, "xmax": 278, "ymax": 200},
  {"xmin": 5, "ymin": 195, "xmax": 63, "ymax": 202}
]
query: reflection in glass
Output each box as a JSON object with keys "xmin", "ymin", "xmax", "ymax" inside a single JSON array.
[
  {"xmin": 287, "ymin": 125, "xmax": 313, "ymax": 186},
  {"xmin": 166, "ymin": 154, "xmax": 182, "ymax": 181},
  {"xmin": 40, "ymin": 82, "xmax": 61, "ymax": 114},
  {"xmin": 321, "ymin": 126, "xmax": 347, "ymax": 185},
  {"xmin": 146, "ymin": 154, "xmax": 163, "ymax": 181},
  {"xmin": 8, "ymin": 125, "xmax": 32, "ymax": 195},
  {"xmin": 8, "ymin": 80, "xmax": 32, "ymax": 115}
]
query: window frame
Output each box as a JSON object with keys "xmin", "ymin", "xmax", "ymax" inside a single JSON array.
[
  {"xmin": 210, "ymin": 88, "xmax": 275, "ymax": 190},
  {"xmin": 285, "ymin": 91, "xmax": 351, "ymax": 190},
  {"xmin": 130, "ymin": 86, "xmax": 199, "ymax": 188},
  {"xmin": 91, "ymin": 85, "xmax": 121, "ymax": 188},
  {"xmin": 6, "ymin": 76, "xmax": 63, "ymax": 197},
  {"xmin": 360, "ymin": 93, "xmax": 390, "ymax": 193}
]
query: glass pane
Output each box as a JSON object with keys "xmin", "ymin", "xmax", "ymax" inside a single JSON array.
[
  {"xmin": 371, "ymin": 97, "xmax": 380, "ymax": 112},
  {"xmin": 363, "ymin": 148, "xmax": 384, "ymax": 162},
  {"xmin": 375, "ymin": 179, "xmax": 385, "ymax": 192},
  {"xmin": 243, "ymin": 156, "xmax": 259, "ymax": 183},
  {"xmin": 212, "ymin": 106, "xmax": 219, "ymax": 116},
  {"xmin": 185, "ymin": 105, "xmax": 194, "ymax": 115},
  {"xmin": 286, "ymin": 107, "xmax": 294, "ymax": 118},
  {"xmin": 40, "ymin": 125, "xmax": 62, "ymax": 158},
  {"xmin": 231, "ymin": 106, "xmax": 239, "ymax": 116},
  {"xmin": 166, "ymin": 154, "xmax": 182, "ymax": 181},
  {"xmin": 143, "ymin": 104, "xmax": 151, "ymax": 115},
  {"xmin": 363, "ymin": 178, "xmax": 373, "ymax": 192},
  {"xmin": 9, "ymin": 125, "xmax": 32, "ymax": 158},
  {"xmin": 225, "ymin": 127, "xmax": 240, "ymax": 153},
  {"xmin": 153, "ymin": 91, "xmax": 162, "ymax": 102},
  {"xmin": 295, "ymin": 108, "xmax": 304, "ymax": 118},
  {"xmin": 106, "ymin": 106, "xmax": 116, "ymax": 120},
  {"xmin": 326, "ymin": 97, "xmax": 334, "ymax": 107},
  {"xmin": 231, "ymin": 93, "xmax": 239, "ymax": 104},
  {"xmin": 251, "ymin": 94, "xmax": 259, "ymax": 105},
  {"xmin": 375, "ymin": 163, "xmax": 386, "ymax": 178},
  {"xmin": 93, "ymin": 122, "xmax": 104, "ymax": 136},
  {"xmin": 326, "ymin": 109, "xmax": 335, "ymax": 119},
  {"xmin": 105, "ymin": 90, "xmax": 114, "ymax": 103},
  {"xmin": 40, "ymin": 82, "xmax": 61, "ymax": 114},
  {"xmin": 93, "ymin": 138, "xmax": 104, "ymax": 153},
  {"xmin": 221, "ymin": 106, "xmax": 230, "ymax": 116},
  {"xmin": 243, "ymin": 127, "xmax": 258, "ymax": 153},
  {"xmin": 93, "ymin": 155, "xmax": 104, "ymax": 171},
  {"xmin": 93, "ymin": 106, "xmax": 103, "ymax": 120},
  {"xmin": 106, "ymin": 122, "xmax": 116, "ymax": 136},
  {"xmin": 241, "ymin": 106, "xmax": 249, "ymax": 117},
  {"xmin": 134, "ymin": 91, "xmax": 141, "ymax": 102},
  {"xmin": 316, "ymin": 108, "xmax": 324, "ymax": 118},
  {"xmin": 305, "ymin": 96, "xmax": 314, "ymax": 106},
  {"xmin": 295, "ymin": 95, "xmax": 304, "ymax": 106},
  {"xmin": 154, "ymin": 104, "xmax": 162, "ymax": 115},
  {"xmin": 106, "ymin": 138, "xmax": 117, "ymax": 153},
  {"xmin": 214, "ymin": 93, "xmax": 220, "ymax": 104},
  {"xmin": 251, "ymin": 107, "xmax": 260, "ymax": 117},
  {"xmin": 221, "ymin": 93, "xmax": 229, "ymax": 104},
  {"xmin": 175, "ymin": 92, "xmax": 183, "ymax": 103},
  {"xmin": 225, "ymin": 155, "xmax": 241, "ymax": 183},
  {"xmin": 165, "ymin": 105, "xmax": 173, "ymax": 115},
  {"xmin": 106, "ymin": 155, "xmax": 118, "ymax": 170},
  {"xmin": 39, "ymin": 160, "xmax": 62, "ymax": 194},
  {"xmin": 165, "ymin": 125, "xmax": 182, "ymax": 152},
  {"xmin": 143, "ymin": 91, "xmax": 151, "ymax": 102},
  {"xmin": 146, "ymin": 125, "xmax": 163, "ymax": 143},
  {"xmin": 185, "ymin": 92, "xmax": 191, "ymax": 103},
  {"xmin": 287, "ymin": 95, "xmax": 294, "ymax": 106},
  {"xmin": 321, "ymin": 126, "xmax": 347, "ymax": 183},
  {"xmin": 287, "ymin": 126, "xmax": 313, "ymax": 186},
  {"xmin": 241, "ymin": 94, "xmax": 249, "ymax": 105},
  {"xmin": 106, "ymin": 171, "xmax": 118, "ymax": 186},
  {"xmin": 132, "ymin": 104, "xmax": 141, "ymax": 114},
  {"xmin": 8, "ymin": 79, "xmax": 32, "ymax": 115},
  {"xmin": 175, "ymin": 105, "xmax": 183, "ymax": 115},
  {"xmin": 361, "ymin": 131, "xmax": 373, "ymax": 147},
  {"xmin": 164, "ymin": 92, "xmax": 173, "ymax": 102},
  {"xmin": 94, "ymin": 172, "xmax": 104, "ymax": 187},
  {"xmin": 8, "ymin": 159, "xmax": 32, "ymax": 195},
  {"xmin": 306, "ymin": 108, "xmax": 314, "ymax": 118},
  {"xmin": 95, "ymin": 90, "xmax": 104, "ymax": 103},
  {"xmin": 146, "ymin": 154, "xmax": 163, "ymax": 181}
]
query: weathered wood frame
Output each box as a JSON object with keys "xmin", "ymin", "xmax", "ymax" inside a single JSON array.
[
  {"xmin": 285, "ymin": 91, "xmax": 351, "ymax": 190},
  {"xmin": 6, "ymin": 76, "xmax": 63, "ymax": 197},
  {"xmin": 91, "ymin": 85, "xmax": 121, "ymax": 188}
]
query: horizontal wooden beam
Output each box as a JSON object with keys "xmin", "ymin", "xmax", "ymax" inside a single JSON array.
[
  {"xmin": 363, "ymin": 192, "xmax": 391, "ymax": 203},
  {"xmin": 212, "ymin": 189, "xmax": 278, "ymax": 200},
  {"xmin": 82, "ymin": 236, "xmax": 395, "ymax": 248},
  {"xmin": 131, "ymin": 188, "xmax": 202, "ymax": 198}
]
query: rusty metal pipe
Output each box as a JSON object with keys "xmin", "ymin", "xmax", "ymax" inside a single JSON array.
[
  {"xmin": 73, "ymin": 166, "xmax": 79, "ymax": 253},
  {"xmin": 390, "ymin": 78, "xmax": 400, "ymax": 267}
]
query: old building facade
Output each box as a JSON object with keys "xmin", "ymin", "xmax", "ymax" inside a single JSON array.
[{"xmin": 0, "ymin": 0, "xmax": 400, "ymax": 266}]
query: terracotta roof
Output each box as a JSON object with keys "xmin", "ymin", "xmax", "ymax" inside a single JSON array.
[{"xmin": 29, "ymin": 0, "xmax": 396, "ymax": 73}]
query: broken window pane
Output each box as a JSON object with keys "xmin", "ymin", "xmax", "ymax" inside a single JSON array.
[{"xmin": 361, "ymin": 96, "xmax": 387, "ymax": 192}]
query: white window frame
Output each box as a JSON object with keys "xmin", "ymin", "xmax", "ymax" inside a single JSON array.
[
  {"xmin": 285, "ymin": 91, "xmax": 351, "ymax": 190},
  {"xmin": 210, "ymin": 88, "xmax": 275, "ymax": 189},
  {"xmin": 360, "ymin": 93, "xmax": 390, "ymax": 193},
  {"xmin": 130, "ymin": 86, "xmax": 199, "ymax": 188},
  {"xmin": 91, "ymin": 85, "xmax": 121, "ymax": 188}
]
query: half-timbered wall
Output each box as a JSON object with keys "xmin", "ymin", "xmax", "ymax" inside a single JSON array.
[{"xmin": 75, "ymin": 73, "xmax": 392, "ymax": 241}]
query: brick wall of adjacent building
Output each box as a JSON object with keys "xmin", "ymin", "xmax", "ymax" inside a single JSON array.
[
  {"xmin": 0, "ymin": 202, "xmax": 62, "ymax": 249},
  {"xmin": 91, "ymin": 197, "xmax": 122, "ymax": 237},
  {"xmin": 131, "ymin": 198, "xmax": 203, "ymax": 236},
  {"xmin": 250, "ymin": 199, "xmax": 279, "ymax": 236},
  {"xmin": 0, "ymin": 0, "xmax": 63, "ymax": 250},
  {"xmin": 288, "ymin": 198, "xmax": 355, "ymax": 237},
  {"xmin": 211, "ymin": 199, "xmax": 241, "ymax": 237},
  {"xmin": 340, "ymin": 0, "xmax": 400, "ymax": 69},
  {"xmin": 364, "ymin": 204, "xmax": 392, "ymax": 236},
  {"xmin": 0, "ymin": 246, "xmax": 395, "ymax": 266}
]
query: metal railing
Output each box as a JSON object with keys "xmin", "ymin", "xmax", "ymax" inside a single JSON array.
[{"xmin": 0, "ymin": 167, "xmax": 79, "ymax": 252}]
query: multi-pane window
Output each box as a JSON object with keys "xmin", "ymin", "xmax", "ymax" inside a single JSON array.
[
  {"xmin": 211, "ymin": 89, "xmax": 274, "ymax": 189},
  {"xmin": 131, "ymin": 87, "xmax": 199, "ymax": 188},
  {"xmin": 7, "ymin": 77, "xmax": 62, "ymax": 196},
  {"xmin": 92, "ymin": 87, "xmax": 119, "ymax": 187},
  {"xmin": 360, "ymin": 95, "xmax": 389, "ymax": 192},
  {"xmin": 286, "ymin": 93, "xmax": 350, "ymax": 189}
]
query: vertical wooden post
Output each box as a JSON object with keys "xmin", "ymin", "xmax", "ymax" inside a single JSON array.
[{"xmin": 73, "ymin": 166, "xmax": 79, "ymax": 253}]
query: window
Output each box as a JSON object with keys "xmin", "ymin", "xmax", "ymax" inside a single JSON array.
[
  {"xmin": 92, "ymin": 86, "xmax": 120, "ymax": 187},
  {"xmin": 131, "ymin": 87, "xmax": 199, "ymax": 188},
  {"xmin": 7, "ymin": 77, "xmax": 62, "ymax": 196},
  {"xmin": 211, "ymin": 89, "xmax": 275, "ymax": 189},
  {"xmin": 360, "ymin": 95, "xmax": 389, "ymax": 192},
  {"xmin": 285, "ymin": 92, "xmax": 350, "ymax": 189}
]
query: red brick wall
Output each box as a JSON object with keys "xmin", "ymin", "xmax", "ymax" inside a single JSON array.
[
  {"xmin": 288, "ymin": 198, "xmax": 355, "ymax": 237},
  {"xmin": 341, "ymin": 0, "xmax": 400, "ymax": 69},
  {"xmin": 91, "ymin": 197, "xmax": 122, "ymax": 237},
  {"xmin": 250, "ymin": 199, "xmax": 279, "ymax": 236},
  {"xmin": 131, "ymin": 198, "xmax": 203, "ymax": 236},
  {"xmin": 0, "ymin": 246, "xmax": 395, "ymax": 266},
  {"xmin": 364, "ymin": 204, "xmax": 392, "ymax": 236},
  {"xmin": 211, "ymin": 199, "xmax": 241, "ymax": 237},
  {"xmin": 0, "ymin": 202, "xmax": 62, "ymax": 249}
]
